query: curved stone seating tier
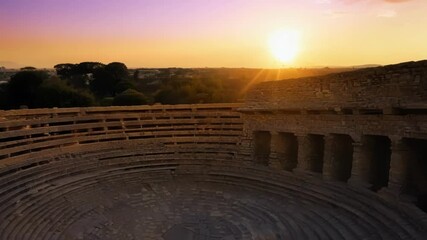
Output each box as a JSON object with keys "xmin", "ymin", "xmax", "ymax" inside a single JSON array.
[
  {"xmin": 0, "ymin": 103, "xmax": 242, "ymax": 162},
  {"xmin": 0, "ymin": 161, "xmax": 425, "ymax": 239},
  {"xmin": 0, "ymin": 146, "xmax": 426, "ymax": 239},
  {"xmin": 0, "ymin": 103, "xmax": 426, "ymax": 239}
]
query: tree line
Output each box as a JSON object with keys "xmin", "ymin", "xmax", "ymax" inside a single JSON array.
[
  {"xmin": 0, "ymin": 61, "xmax": 232, "ymax": 109},
  {"xmin": 0, "ymin": 61, "xmax": 350, "ymax": 110}
]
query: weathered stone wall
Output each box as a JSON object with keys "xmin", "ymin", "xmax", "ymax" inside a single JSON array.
[
  {"xmin": 244, "ymin": 60, "xmax": 427, "ymax": 111},
  {"xmin": 241, "ymin": 60, "xmax": 427, "ymax": 214}
]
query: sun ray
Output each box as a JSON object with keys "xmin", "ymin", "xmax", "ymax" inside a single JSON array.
[
  {"xmin": 240, "ymin": 69, "xmax": 266, "ymax": 96},
  {"xmin": 275, "ymin": 67, "xmax": 282, "ymax": 81}
]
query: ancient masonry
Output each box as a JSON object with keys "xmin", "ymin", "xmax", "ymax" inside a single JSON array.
[{"xmin": 0, "ymin": 61, "xmax": 426, "ymax": 239}]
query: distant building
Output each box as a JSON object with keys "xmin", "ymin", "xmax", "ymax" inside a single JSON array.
[
  {"xmin": 135, "ymin": 69, "xmax": 161, "ymax": 79},
  {"xmin": 0, "ymin": 68, "xmax": 19, "ymax": 82}
]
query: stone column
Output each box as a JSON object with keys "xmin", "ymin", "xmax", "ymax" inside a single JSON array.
[
  {"xmin": 269, "ymin": 131, "xmax": 283, "ymax": 170},
  {"xmin": 322, "ymin": 135, "xmax": 335, "ymax": 181},
  {"xmin": 383, "ymin": 138, "xmax": 410, "ymax": 196},
  {"xmin": 294, "ymin": 134, "xmax": 311, "ymax": 174},
  {"xmin": 348, "ymin": 139, "xmax": 372, "ymax": 188}
]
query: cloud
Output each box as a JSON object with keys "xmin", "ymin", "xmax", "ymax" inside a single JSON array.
[
  {"xmin": 383, "ymin": 0, "xmax": 412, "ymax": 3},
  {"xmin": 324, "ymin": 10, "xmax": 349, "ymax": 18},
  {"xmin": 339, "ymin": 0, "xmax": 413, "ymax": 3},
  {"xmin": 377, "ymin": 9, "xmax": 397, "ymax": 17},
  {"xmin": 316, "ymin": 0, "xmax": 332, "ymax": 4}
]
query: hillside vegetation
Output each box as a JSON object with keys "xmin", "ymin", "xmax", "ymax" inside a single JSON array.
[{"xmin": 0, "ymin": 62, "xmax": 352, "ymax": 109}]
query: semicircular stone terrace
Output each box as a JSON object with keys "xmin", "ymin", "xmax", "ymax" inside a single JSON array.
[{"xmin": 1, "ymin": 61, "xmax": 427, "ymax": 240}]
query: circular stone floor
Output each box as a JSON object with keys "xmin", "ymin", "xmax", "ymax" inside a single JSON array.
[
  {"xmin": 60, "ymin": 178, "xmax": 292, "ymax": 240},
  {"xmin": 3, "ymin": 171, "xmax": 426, "ymax": 240}
]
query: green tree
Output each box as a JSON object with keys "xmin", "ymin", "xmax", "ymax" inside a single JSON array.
[
  {"xmin": 91, "ymin": 68, "xmax": 115, "ymax": 97},
  {"xmin": 20, "ymin": 66, "xmax": 37, "ymax": 71},
  {"xmin": 112, "ymin": 89, "xmax": 147, "ymax": 106},
  {"xmin": 106, "ymin": 62, "xmax": 128, "ymax": 80},
  {"xmin": 115, "ymin": 80, "xmax": 136, "ymax": 94},
  {"xmin": 55, "ymin": 62, "xmax": 104, "ymax": 90},
  {"xmin": 0, "ymin": 84, "xmax": 8, "ymax": 109},
  {"xmin": 133, "ymin": 69, "xmax": 140, "ymax": 80},
  {"xmin": 75, "ymin": 62, "xmax": 105, "ymax": 75},
  {"xmin": 34, "ymin": 78, "xmax": 95, "ymax": 108},
  {"xmin": 7, "ymin": 70, "xmax": 49, "ymax": 108},
  {"xmin": 66, "ymin": 74, "xmax": 91, "ymax": 89},
  {"xmin": 54, "ymin": 63, "xmax": 76, "ymax": 78},
  {"xmin": 91, "ymin": 62, "xmax": 129, "ymax": 97},
  {"xmin": 154, "ymin": 86, "xmax": 190, "ymax": 104}
]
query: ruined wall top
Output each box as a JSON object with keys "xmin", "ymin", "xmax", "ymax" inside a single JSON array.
[{"xmin": 243, "ymin": 60, "xmax": 427, "ymax": 111}]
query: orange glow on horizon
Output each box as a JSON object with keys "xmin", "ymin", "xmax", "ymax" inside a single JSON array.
[{"xmin": 0, "ymin": 0, "xmax": 426, "ymax": 68}]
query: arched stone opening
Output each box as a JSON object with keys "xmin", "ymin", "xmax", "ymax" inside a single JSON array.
[
  {"xmin": 324, "ymin": 134, "xmax": 354, "ymax": 182},
  {"xmin": 276, "ymin": 132, "xmax": 298, "ymax": 171},
  {"xmin": 364, "ymin": 135, "xmax": 391, "ymax": 191},
  {"xmin": 297, "ymin": 134, "xmax": 325, "ymax": 173},
  {"xmin": 308, "ymin": 134, "xmax": 325, "ymax": 173},
  {"xmin": 404, "ymin": 138, "xmax": 427, "ymax": 212},
  {"xmin": 253, "ymin": 131, "xmax": 271, "ymax": 166}
]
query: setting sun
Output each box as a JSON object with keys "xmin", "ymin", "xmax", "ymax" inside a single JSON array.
[{"xmin": 268, "ymin": 29, "xmax": 300, "ymax": 64}]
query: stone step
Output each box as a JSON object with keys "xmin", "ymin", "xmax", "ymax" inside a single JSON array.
[{"xmin": 202, "ymin": 173, "xmax": 422, "ymax": 239}]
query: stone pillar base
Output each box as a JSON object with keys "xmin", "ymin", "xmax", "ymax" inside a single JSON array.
[
  {"xmin": 378, "ymin": 187, "xmax": 416, "ymax": 203},
  {"xmin": 269, "ymin": 163, "xmax": 282, "ymax": 170},
  {"xmin": 322, "ymin": 174, "xmax": 335, "ymax": 182},
  {"xmin": 293, "ymin": 168, "xmax": 308, "ymax": 175},
  {"xmin": 348, "ymin": 178, "xmax": 372, "ymax": 189},
  {"xmin": 269, "ymin": 154, "xmax": 282, "ymax": 170},
  {"xmin": 293, "ymin": 168, "xmax": 322, "ymax": 178}
]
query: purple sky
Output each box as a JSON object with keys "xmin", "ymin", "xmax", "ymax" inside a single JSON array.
[{"xmin": 1, "ymin": 0, "xmax": 426, "ymax": 68}]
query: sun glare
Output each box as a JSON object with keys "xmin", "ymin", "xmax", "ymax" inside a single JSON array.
[{"xmin": 268, "ymin": 29, "xmax": 300, "ymax": 64}]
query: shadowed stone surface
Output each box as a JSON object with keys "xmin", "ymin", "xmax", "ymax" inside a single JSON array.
[
  {"xmin": 32, "ymin": 177, "xmax": 291, "ymax": 239},
  {"xmin": 5, "ymin": 171, "xmax": 424, "ymax": 240}
]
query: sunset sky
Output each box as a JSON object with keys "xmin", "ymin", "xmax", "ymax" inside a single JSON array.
[{"xmin": 1, "ymin": 0, "xmax": 426, "ymax": 68}]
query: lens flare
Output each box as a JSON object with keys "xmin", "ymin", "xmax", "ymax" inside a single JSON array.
[{"xmin": 268, "ymin": 29, "xmax": 300, "ymax": 64}]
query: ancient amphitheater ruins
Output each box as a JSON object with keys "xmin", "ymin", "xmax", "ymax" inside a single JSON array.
[{"xmin": 0, "ymin": 61, "xmax": 426, "ymax": 239}]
